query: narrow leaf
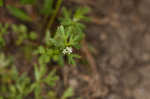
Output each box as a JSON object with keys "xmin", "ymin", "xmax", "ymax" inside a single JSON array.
[{"xmin": 7, "ymin": 5, "xmax": 32, "ymax": 21}]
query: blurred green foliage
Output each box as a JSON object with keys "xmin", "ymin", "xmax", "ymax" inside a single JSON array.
[
  {"xmin": 7, "ymin": 5, "xmax": 32, "ymax": 21},
  {"xmin": 0, "ymin": 0, "xmax": 3, "ymax": 7},
  {"xmin": 20, "ymin": 0, "xmax": 36, "ymax": 5},
  {"xmin": 11, "ymin": 24, "xmax": 37, "ymax": 45},
  {"xmin": 41, "ymin": 0, "xmax": 54, "ymax": 15},
  {"xmin": 0, "ymin": 52, "xmax": 76, "ymax": 99},
  {"xmin": 0, "ymin": 23, "xmax": 9, "ymax": 47},
  {"xmin": 0, "ymin": 0, "xmax": 89, "ymax": 98}
]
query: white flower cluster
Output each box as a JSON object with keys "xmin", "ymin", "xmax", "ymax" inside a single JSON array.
[{"xmin": 62, "ymin": 47, "xmax": 72, "ymax": 54}]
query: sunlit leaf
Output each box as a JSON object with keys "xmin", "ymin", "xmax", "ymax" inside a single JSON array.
[{"xmin": 61, "ymin": 87, "xmax": 74, "ymax": 99}]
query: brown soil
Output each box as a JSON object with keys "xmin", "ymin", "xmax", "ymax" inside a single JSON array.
[{"xmin": 64, "ymin": 0, "xmax": 150, "ymax": 99}]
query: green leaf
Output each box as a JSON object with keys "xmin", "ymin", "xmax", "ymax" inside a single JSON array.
[
  {"xmin": 44, "ymin": 69, "xmax": 59, "ymax": 86},
  {"xmin": 11, "ymin": 24, "xmax": 18, "ymax": 32},
  {"xmin": 0, "ymin": 0, "xmax": 3, "ymax": 7},
  {"xmin": 47, "ymin": 91, "xmax": 57, "ymax": 99},
  {"xmin": 34, "ymin": 64, "xmax": 40, "ymax": 81},
  {"xmin": 38, "ymin": 54, "xmax": 50, "ymax": 64},
  {"xmin": 7, "ymin": 5, "xmax": 32, "ymax": 21},
  {"xmin": 41, "ymin": 0, "xmax": 53, "ymax": 15},
  {"xmin": 45, "ymin": 30, "xmax": 51, "ymax": 45},
  {"xmin": 10, "ymin": 85, "xmax": 17, "ymax": 94},
  {"xmin": 38, "ymin": 46, "xmax": 45, "ymax": 54},
  {"xmin": 62, "ymin": 7, "xmax": 71, "ymax": 19},
  {"xmin": 61, "ymin": 87, "xmax": 74, "ymax": 99},
  {"xmin": 29, "ymin": 32, "xmax": 37, "ymax": 40},
  {"xmin": 20, "ymin": 0, "xmax": 36, "ymax": 5},
  {"xmin": 74, "ymin": 7, "xmax": 90, "ymax": 21},
  {"xmin": 58, "ymin": 55, "xmax": 64, "ymax": 66},
  {"xmin": 68, "ymin": 54, "xmax": 80, "ymax": 65},
  {"xmin": 0, "ymin": 96, "xmax": 4, "ymax": 99},
  {"xmin": 57, "ymin": 25, "xmax": 65, "ymax": 38},
  {"xmin": 19, "ymin": 24, "xmax": 27, "ymax": 33}
]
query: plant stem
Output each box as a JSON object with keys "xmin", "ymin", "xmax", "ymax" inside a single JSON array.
[{"xmin": 46, "ymin": 0, "xmax": 63, "ymax": 31}]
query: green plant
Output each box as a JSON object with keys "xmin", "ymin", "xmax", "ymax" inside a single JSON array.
[
  {"xmin": 0, "ymin": 53, "xmax": 30, "ymax": 98},
  {"xmin": 61, "ymin": 87, "xmax": 74, "ymax": 99},
  {"xmin": 36, "ymin": 7, "xmax": 89, "ymax": 66},
  {"xmin": 0, "ymin": 23, "xmax": 9, "ymax": 47},
  {"xmin": 0, "ymin": 52, "xmax": 76, "ymax": 99},
  {"xmin": 8, "ymin": 72, "xmax": 31, "ymax": 99},
  {"xmin": 32, "ymin": 64, "xmax": 59, "ymax": 99},
  {"xmin": 11, "ymin": 24, "xmax": 37, "ymax": 45},
  {"xmin": 0, "ymin": 53, "xmax": 58, "ymax": 99},
  {"xmin": 0, "ymin": 0, "xmax": 89, "ymax": 98},
  {"xmin": 0, "ymin": 23, "xmax": 37, "ymax": 47},
  {"xmin": 6, "ymin": 0, "xmax": 57, "ymax": 22}
]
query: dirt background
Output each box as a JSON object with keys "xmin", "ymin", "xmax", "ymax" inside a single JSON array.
[{"xmin": 64, "ymin": 0, "xmax": 150, "ymax": 99}]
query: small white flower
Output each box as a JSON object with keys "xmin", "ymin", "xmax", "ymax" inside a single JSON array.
[
  {"xmin": 62, "ymin": 47, "xmax": 73, "ymax": 54},
  {"xmin": 62, "ymin": 49, "xmax": 67, "ymax": 54},
  {"xmin": 66, "ymin": 47, "xmax": 72, "ymax": 54}
]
